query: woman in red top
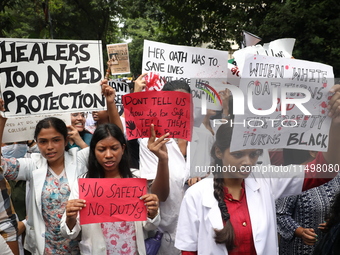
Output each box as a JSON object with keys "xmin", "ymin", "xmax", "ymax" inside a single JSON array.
[{"xmin": 175, "ymin": 84, "xmax": 340, "ymax": 255}]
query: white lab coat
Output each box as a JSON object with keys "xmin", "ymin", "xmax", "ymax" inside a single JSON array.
[
  {"xmin": 175, "ymin": 167, "xmax": 305, "ymax": 255},
  {"xmin": 139, "ymin": 138, "xmax": 190, "ymax": 255},
  {"xmin": 190, "ymin": 126, "xmax": 215, "ymax": 178},
  {"xmin": 2, "ymin": 148, "xmax": 87, "ymax": 255},
  {"xmin": 60, "ymin": 170, "xmax": 161, "ymax": 255}
]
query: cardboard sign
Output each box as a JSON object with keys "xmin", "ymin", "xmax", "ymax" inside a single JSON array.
[
  {"xmin": 0, "ymin": 38, "xmax": 105, "ymax": 117},
  {"xmin": 123, "ymin": 91, "xmax": 192, "ymax": 141},
  {"xmin": 3, "ymin": 113, "xmax": 71, "ymax": 143},
  {"xmin": 142, "ymin": 40, "xmax": 230, "ymax": 87},
  {"xmin": 107, "ymin": 43, "xmax": 130, "ymax": 75},
  {"xmin": 79, "ymin": 178, "xmax": 147, "ymax": 225},
  {"xmin": 230, "ymin": 54, "xmax": 334, "ymax": 152}
]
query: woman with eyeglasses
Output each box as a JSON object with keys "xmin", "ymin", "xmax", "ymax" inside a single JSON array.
[{"xmin": 67, "ymin": 112, "xmax": 93, "ymax": 150}]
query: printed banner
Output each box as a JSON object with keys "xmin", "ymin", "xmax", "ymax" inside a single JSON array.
[
  {"xmin": 107, "ymin": 43, "xmax": 130, "ymax": 75},
  {"xmin": 79, "ymin": 178, "xmax": 147, "ymax": 225},
  {"xmin": 0, "ymin": 38, "xmax": 105, "ymax": 117},
  {"xmin": 123, "ymin": 91, "xmax": 192, "ymax": 141}
]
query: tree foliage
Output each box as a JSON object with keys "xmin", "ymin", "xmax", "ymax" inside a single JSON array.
[{"xmin": 258, "ymin": 0, "xmax": 340, "ymax": 76}]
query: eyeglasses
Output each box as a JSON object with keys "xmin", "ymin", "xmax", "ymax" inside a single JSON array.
[{"xmin": 71, "ymin": 112, "xmax": 86, "ymax": 118}]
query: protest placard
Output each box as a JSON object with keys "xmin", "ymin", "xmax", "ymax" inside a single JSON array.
[
  {"xmin": 142, "ymin": 40, "xmax": 230, "ymax": 87},
  {"xmin": 123, "ymin": 91, "xmax": 192, "ymax": 141},
  {"xmin": 79, "ymin": 178, "xmax": 147, "ymax": 225},
  {"xmin": 2, "ymin": 113, "xmax": 71, "ymax": 143},
  {"xmin": 229, "ymin": 54, "xmax": 334, "ymax": 152},
  {"xmin": 233, "ymin": 38, "xmax": 296, "ymax": 74},
  {"xmin": 107, "ymin": 79, "xmax": 129, "ymax": 115},
  {"xmin": 107, "ymin": 43, "xmax": 130, "ymax": 75},
  {"xmin": 191, "ymin": 78, "xmax": 229, "ymax": 112},
  {"xmin": 0, "ymin": 38, "xmax": 105, "ymax": 117}
]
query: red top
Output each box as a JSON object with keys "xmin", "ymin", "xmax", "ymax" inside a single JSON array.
[
  {"xmin": 181, "ymin": 152, "xmax": 334, "ymax": 255},
  {"xmin": 223, "ymin": 182, "xmax": 257, "ymax": 255}
]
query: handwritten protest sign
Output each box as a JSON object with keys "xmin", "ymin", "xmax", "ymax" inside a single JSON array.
[
  {"xmin": 108, "ymin": 79, "xmax": 129, "ymax": 115},
  {"xmin": 0, "ymin": 38, "xmax": 105, "ymax": 117},
  {"xmin": 79, "ymin": 178, "xmax": 147, "ymax": 225},
  {"xmin": 2, "ymin": 113, "xmax": 71, "ymax": 143},
  {"xmin": 142, "ymin": 40, "xmax": 230, "ymax": 87},
  {"xmin": 191, "ymin": 78, "xmax": 229, "ymax": 112},
  {"xmin": 233, "ymin": 38, "xmax": 296, "ymax": 74},
  {"xmin": 123, "ymin": 91, "xmax": 192, "ymax": 141},
  {"xmin": 230, "ymin": 54, "xmax": 334, "ymax": 152},
  {"xmin": 107, "ymin": 43, "xmax": 130, "ymax": 75}
]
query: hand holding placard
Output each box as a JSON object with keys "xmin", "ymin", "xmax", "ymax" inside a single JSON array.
[
  {"xmin": 140, "ymin": 193, "xmax": 159, "ymax": 219},
  {"xmin": 65, "ymin": 199, "xmax": 86, "ymax": 231}
]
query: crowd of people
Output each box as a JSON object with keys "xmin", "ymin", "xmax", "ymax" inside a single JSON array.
[{"xmin": 0, "ymin": 70, "xmax": 340, "ymax": 255}]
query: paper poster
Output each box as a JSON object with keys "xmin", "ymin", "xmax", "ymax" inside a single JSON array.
[
  {"xmin": 229, "ymin": 54, "xmax": 334, "ymax": 152},
  {"xmin": 123, "ymin": 91, "xmax": 192, "ymax": 141},
  {"xmin": 191, "ymin": 78, "xmax": 228, "ymax": 112},
  {"xmin": 107, "ymin": 79, "xmax": 130, "ymax": 115},
  {"xmin": 0, "ymin": 38, "xmax": 105, "ymax": 117},
  {"xmin": 107, "ymin": 43, "xmax": 130, "ymax": 75},
  {"xmin": 79, "ymin": 178, "xmax": 147, "ymax": 225},
  {"xmin": 233, "ymin": 38, "xmax": 296, "ymax": 74},
  {"xmin": 2, "ymin": 113, "xmax": 71, "ymax": 143}
]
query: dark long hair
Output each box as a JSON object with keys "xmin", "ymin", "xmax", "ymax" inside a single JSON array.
[
  {"xmin": 34, "ymin": 117, "xmax": 68, "ymax": 148},
  {"xmin": 86, "ymin": 123, "xmax": 132, "ymax": 178},
  {"xmin": 210, "ymin": 124, "xmax": 235, "ymax": 251}
]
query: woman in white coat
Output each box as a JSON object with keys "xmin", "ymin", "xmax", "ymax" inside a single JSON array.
[
  {"xmin": 0, "ymin": 82, "xmax": 122, "ymax": 255},
  {"xmin": 175, "ymin": 85, "xmax": 340, "ymax": 255},
  {"xmin": 0, "ymin": 116, "xmax": 83, "ymax": 254},
  {"xmin": 60, "ymin": 123, "xmax": 168, "ymax": 254}
]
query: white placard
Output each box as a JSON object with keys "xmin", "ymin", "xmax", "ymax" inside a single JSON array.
[
  {"xmin": 142, "ymin": 40, "xmax": 230, "ymax": 86},
  {"xmin": 0, "ymin": 38, "xmax": 105, "ymax": 117},
  {"xmin": 230, "ymin": 54, "xmax": 334, "ymax": 152},
  {"xmin": 3, "ymin": 113, "xmax": 71, "ymax": 143}
]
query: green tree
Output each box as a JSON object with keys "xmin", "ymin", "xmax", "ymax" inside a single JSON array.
[
  {"xmin": 1, "ymin": 0, "xmax": 123, "ymax": 63},
  {"xmin": 2, "ymin": 0, "xmax": 340, "ymax": 76},
  {"xmin": 135, "ymin": 0, "xmax": 340, "ymax": 76},
  {"xmin": 258, "ymin": 0, "xmax": 340, "ymax": 76}
]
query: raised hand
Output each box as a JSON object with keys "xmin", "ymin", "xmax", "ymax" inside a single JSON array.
[
  {"xmin": 147, "ymin": 124, "xmax": 169, "ymax": 160},
  {"xmin": 328, "ymin": 84, "xmax": 340, "ymax": 122},
  {"xmin": 134, "ymin": 73, "xmax": 148, "ymax": 92},
  {"xmin": 101, "ymin": 82, "xmax": 116, "ymax": 105}
]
